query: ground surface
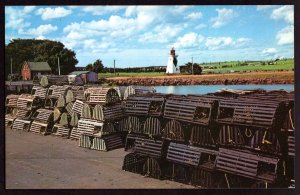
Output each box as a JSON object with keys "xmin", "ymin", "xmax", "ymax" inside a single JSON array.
[{"xmin": 5, "ymin": 128, "xmax": 194, "ymax": 189}]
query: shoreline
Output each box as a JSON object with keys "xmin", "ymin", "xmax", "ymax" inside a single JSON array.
[{"xmin": 105, "ymin": 71, "xmax": 294, "ymax": 86}]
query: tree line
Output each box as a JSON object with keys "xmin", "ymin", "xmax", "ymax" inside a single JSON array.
[{"xmin": 5, "ymin": 39, "xmax": 78, "ymax": 79}]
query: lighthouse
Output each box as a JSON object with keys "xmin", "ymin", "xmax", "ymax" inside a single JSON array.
[{"xmin": 166, "ymin": 47, "xmax": 180, "ymax": 74}]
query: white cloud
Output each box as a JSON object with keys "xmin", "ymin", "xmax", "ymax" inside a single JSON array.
[
  {"xmin": 80, "ymin": 6, "xmax": 124, "ymax": 15},
  {"xmin": 20, "ymin": 24, "xmax": 58, "ymax": 36},
  {"xmin": 125, "ymin": 6, "xmax": 137, "ymax": 17},
  {"xmin": 276, "ymin": 25, "xmax": 294, "ymax": 45},
  {"xmin": 139, "ymin": 24, "xmax": 182, "ymax": 43},
  {"xmin": 262, "ymin": 48, "xmax": 277, "ymax": 55},
  {"xmin": 205, "ymin": 36, "xmax": 233, "ymax": 50},
  {"xmin": 271, "ymin": 5, "xmax": 293, "ymax": 24},
  {"xmin": 36, "ymin": 7, "xmax": 72, "ymax": 20},
  {"xmin": 211, "ymin": 8, "xmax": 237, "ymax": 28},
  {"xmin": 173, "ymin": 32, "xmax": 204, "ymax": 49},
  {"xmin": 256, "ymin": 5, "xmax": 276, "ymax": 11},
  {"xmin": 185, "ymin": 12, "xmax": 203, "ymax": 20},
  {"xmin": 5, "ymin": 6, "xmax": 34, "ymax": 29}
]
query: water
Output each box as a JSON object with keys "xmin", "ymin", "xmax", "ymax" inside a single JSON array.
[{"xmin": 155, "ymin": 84, "xmax": 294, "ymax": 95}]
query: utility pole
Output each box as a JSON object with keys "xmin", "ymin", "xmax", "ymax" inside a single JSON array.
[
  {"xmin": 114, "ymin": 59, "xmax": 116, "ymax": 76},
  {"xmin": 10, "ymin": 57, "xmax": 13, "ymax": 74},
  {"xmin": 58, "ymin": 56, "xmax": 61, "ymax": 75},
  {"xmin": 191, "ymin": 57, "xmax": 194, "ymax": 75}
]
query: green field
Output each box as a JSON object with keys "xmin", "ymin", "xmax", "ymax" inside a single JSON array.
[{"xmin": 202, "ymin": 58, "xmax": 294, "ymax": 73}]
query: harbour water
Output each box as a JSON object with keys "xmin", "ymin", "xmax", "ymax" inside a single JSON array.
[{"xmin": 155, "ymin": 84, "xmax": 294, "ymax": 95}]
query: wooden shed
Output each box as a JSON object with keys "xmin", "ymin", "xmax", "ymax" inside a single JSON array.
[
  {"xmin": 68, "ymin": 71, "xmax": 98, "ymax": 83},
  {"xmin": 21, "ymin": 61, "xmax": 52, "ymax": 80}
]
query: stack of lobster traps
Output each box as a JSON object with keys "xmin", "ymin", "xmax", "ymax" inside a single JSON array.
[
  {"xmin": 122, "ymin": 89, "xmax": 295, "ymax": 188},
  {"xmin": 74, "ymin": 87, "xmax": 125, "ymax": 151},
  {"xmin": 7, "ymin": 94, "xmax": 42, "ymax": 132}
]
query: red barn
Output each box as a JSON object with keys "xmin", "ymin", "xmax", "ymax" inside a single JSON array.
[{"xmin": 21, "ymin": 61, "xmax": 52, "ymax": 80}]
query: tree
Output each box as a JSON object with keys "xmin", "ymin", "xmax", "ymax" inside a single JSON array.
[
  {"xmin": 86, "ymin": 63, "xmax": 93, "ymax": 71},
  {"xmin": 5, "ymin": 39, "xmax": 78, "ymax": 79},
  {"xmin": 93, "ymin": 59, "xmax": 104, "ymax": 73},
  {"xmin": 181, "ymin": 62, "xmax": 203, "ymax": 75}
]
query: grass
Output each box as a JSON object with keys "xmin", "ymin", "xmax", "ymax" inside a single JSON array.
[{"xmin": 203, "ymin": 59, "xmax": 294, "ymax": 73}]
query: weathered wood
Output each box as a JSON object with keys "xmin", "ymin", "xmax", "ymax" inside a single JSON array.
[
  {"xmin": 143, "ymin": 117, "xmax": 162, "ymax": 137},
  {"xmin": 12, "ymin": 119, "xmax": 31, "ymax": 131},
  {"xmin": 162, "ymin": 120, "xmax": 185, "ymax": 142},
  {"xmin": 122, "ymin": 153, "xmax": 147, "ymax": 174},
  {"xmin": 218, "ymin": 125, "xmax": 245, "ymax": 146},
  {"xmin": 123, "ymin": 86, "xmax": 156, "ymax": 100},
  {"xmin": 189, "ymin": 125, "xmax": 215, "ymax": 147},
  {"xmin": 70, "ymin": 112, "xmax": 79, "ymax": 127},
  {"xmin": 17, "ymin": 94, "xmax": 40, "ymax": 111},
  {"xmin": 59, "ymin": 112, "xmax": 70, "ymax": 127},
  {"xmin": 72, "ymin": 100, "xmax": 84, "ymax": 115},
  {"xmin": 92, "ymin": 104, "xmax": 123, "ymax": 121},
  {"xmin": 87, "ymin": 87, "xmax": 120, "ymax": 105},
  {"xmin": 31, "ymin": 85, "xmax": 48, "ymax": 100},
  {"xmin": 55, "ymin": 96, "xmax": 66, "ymax": 108},
  {"xmin": 47, "ymin": 85, "xmax": 71, "ymax": 99},
  {"xmin": 216, "ymin": 147, "xmax": 279, "ymax": 183},
  {"xmin": 91, "ymin": 133, "xmax": 124, "ymax": 151},
  {"xmin": 250, "ymin": 130, "xmax": 281, "ymax": 155},
  {"xmin": 134, "ymin": 137, "xmax": 164, "ymax": 159},
  {"xmin": 81, "ymin": 103, "xmax": 92, "ymax": 118},
  {"xmin": 70, "ymin": 86, "xmax": 85, "ymax": 101},
  {"xmin": 31, "ymin": 108, "xmax": 54, "ymax": 123},
  {"xmin": 142, "ymin": 157, "xmax": 163, "ymax": 179},
  {"xmin": 5, "ymin": 95, "xmax": 19, "ymax": 107},
  {"xmin": 51, "ymin": 124, "xmax": 70, "ymax": 138}
]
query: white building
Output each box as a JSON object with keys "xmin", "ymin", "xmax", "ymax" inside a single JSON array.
[{"xmin": 166, "ymin": 47, "xmax": 180, "ymax": 74}]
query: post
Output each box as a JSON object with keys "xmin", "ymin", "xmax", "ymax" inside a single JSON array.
[
  {"xmin": 191, "ymin": 57, "xmax": 194, "ymax": 75},
  {"xmin": 114, "ymin": 59, "xmax": 116, "ymax": 76},
  {"xmin": 58, "ymin": 57, "xmax": 61, "ymax": 75},
  {"xmin": 10, "ymin": 57, "xmax": 13, "ymax": 74}
]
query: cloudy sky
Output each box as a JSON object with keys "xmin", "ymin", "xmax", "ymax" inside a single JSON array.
[{"xmin": 5, "ymin": 5, "xmax": 294, "ymax": 68}]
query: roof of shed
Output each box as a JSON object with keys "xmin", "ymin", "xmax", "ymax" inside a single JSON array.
[
  {"xmin": 26, "ymin": 61, "xmax": 52, "ymax": 71},
  {"xmin": 68, "ymin": 70, "xmax": 92, "ymax": 76}
]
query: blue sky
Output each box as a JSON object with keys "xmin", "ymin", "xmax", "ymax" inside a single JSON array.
[{"xmin": 5, "ymin": 5, "xmax": 294, "ymax": 68}]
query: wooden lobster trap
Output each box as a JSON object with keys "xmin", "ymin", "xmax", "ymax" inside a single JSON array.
[
  {"xmin": 122, "ymin": 152, "xmax": 147, "ymax": 174},
  {"xmin": 114, "ymin": 86, "xmax": 127, "ymax": 100},
  {"xmin": 40, "ymin": 75, "xmax": 69, "ymax": 87},
  {"xmin": 134, "ymin": 137, "xmax": 166, "ymax": 159},
  {"xmin": 29, "ymin": 108, "xmax": 54, "ymax": 135},
  {"xmin": 216, "ymin": 99, "xmax": 286, "ymax": 129},
  {"xmin": 90, "ymin": 133, "xmax": 124, "ymax": 151},
  {"xmin": 45, "ymin": 85, "xmax": 72, "ymax": 108},
  {"xmin": 189, "ymin": 125, "xmax": 216, "ymax": 148},
  {"xmin": 31, "ymin": 85, "xmax": 48, "ymax": 100},
  {"xmin": 86, "ymin": 87, "xmax": 120, "ymax": 105},
  {"xmin": 51, "ymin": 124, "xmax": 71, "ymax": 138},
  {"xmin": 17, "ymin": 94, "xmax": 41, "ymax": 111},
  {"xmin": 161, "ymin": 119, "xmax": 187, "ymax": 142},
  {"xmin": 70, "ymin": 86, "xmax": 85, "ymax": 101},
  {"xmin": 164, "ymin": 95, "xmax": 218, "ymax": 125},
  {"xmin": 6, "ymin": 108, "xmax": 32, "ymax": 128},
  {"xmin": 5, "ymin": 94, "xmax": 20, "ymax": 108},
  {"xmin": 124, "ymin": 94, "xmax": 166, "ymax": 117},
  {"xmin": 92, "ymin": 103, "xmax": 123, "ymax": 122},
  {"xmin": 123, "ymin": 86, "xmax": 156, "ymax": 100},
  {"xmin": 12, "ymin": 118, "xmax": 32, "ymax": 131},
  {"xmin": 215, "ymin": 147, "xmax": 280, "ymax": 185}
]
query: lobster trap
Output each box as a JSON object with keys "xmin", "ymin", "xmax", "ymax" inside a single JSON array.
[
  {"xmin": 92, "ymin": 104, "xmax": 123, "ymax": 122},
  {"xmin": 86, "ymin": 87, "xmax": 120, "ymax": 105},
  {"xmin": 29, "ymin": 108, "xmax": 54, "ymax": 135},
  {"xmin": 123, "ymin": 86, "xmax": 156, "ymax": 100}
]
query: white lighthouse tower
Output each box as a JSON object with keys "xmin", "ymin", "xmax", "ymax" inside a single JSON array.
[{"xmin": 166, "ymin": 47, "xmax": 180, "ymax": 74}]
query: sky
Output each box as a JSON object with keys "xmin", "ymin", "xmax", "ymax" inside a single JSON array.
[{"xmin": 5, "ymin": 5, "xmax": 294, "ymax": 68}]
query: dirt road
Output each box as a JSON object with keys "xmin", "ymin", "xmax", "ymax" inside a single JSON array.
[{"xmin": 5, "ymin": 128, "xmax": 194, "ymax": 189}]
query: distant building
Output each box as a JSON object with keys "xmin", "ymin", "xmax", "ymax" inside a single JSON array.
[
  {"xmin": 166, "ymin": 47, "xmax": 180, "ymax": 74},
  {"xmin": 75, "ymin": 66, "xmax": 86, "ymax": 71},
  {"xmin": 21, "ymin": 61, "xmax": 52, "ymax": 80},
  {"xmin": 68, "ymin": 70, "xmax": 98, "ymax": 83}
]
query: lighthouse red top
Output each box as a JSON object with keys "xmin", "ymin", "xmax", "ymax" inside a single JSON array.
[{"xmin": 170, "ymin": 47, "xmax": 175, "ymax": 56}]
